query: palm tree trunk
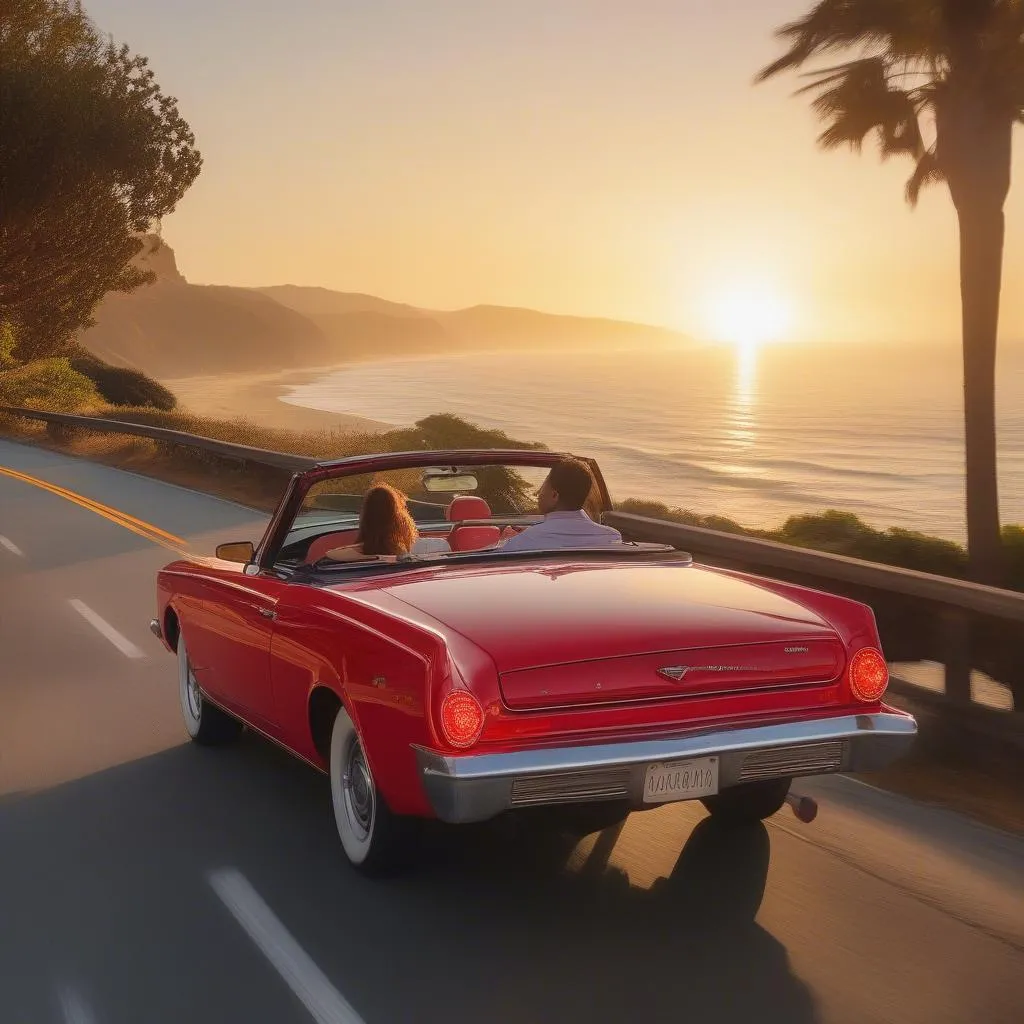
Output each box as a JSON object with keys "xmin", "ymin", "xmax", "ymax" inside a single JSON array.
[{"xmin": 956, "ymin": 201, "xmax": 1004, "ymax": 585}]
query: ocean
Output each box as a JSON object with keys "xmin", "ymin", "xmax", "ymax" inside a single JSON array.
[{"xmin": 281, "ymin": 342, "xmax": 1024, "ymax": 542}]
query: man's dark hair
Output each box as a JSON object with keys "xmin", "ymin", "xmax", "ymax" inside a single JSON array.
[{"xmin": 548, "ymin": 457, "xmax": 596, "ymax": 511}]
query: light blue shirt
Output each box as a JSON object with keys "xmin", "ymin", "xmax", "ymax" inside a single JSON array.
[{"xmin": 499, "ymin": 509, "xmax": 622, "ymax": 553}]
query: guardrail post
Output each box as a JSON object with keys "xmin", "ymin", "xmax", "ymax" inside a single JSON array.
[{"xmin": 940, "ymin": 607, "xmax": 973, "ymax": 706}]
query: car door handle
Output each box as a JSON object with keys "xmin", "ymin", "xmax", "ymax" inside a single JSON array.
[{"xmin": 258, "ymin": 607, "xmax": 277, "ymax": 619}]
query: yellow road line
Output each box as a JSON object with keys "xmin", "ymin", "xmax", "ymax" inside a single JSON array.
[
  {"xmin": 0, "ymin": 467, "xmax": 185, "ymax": 544},
  {"xmin": 0, "ymin": 465, "xmax": 188, "ymax": 554}
]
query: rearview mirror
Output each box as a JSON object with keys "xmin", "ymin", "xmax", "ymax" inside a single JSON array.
[
  {"xmin": 216, "ymin": 541, "xmax": 255, "ymax": 563},
  {"xmin": 423, "ymin": 472, "xmax": 479, "ymax": 493}
]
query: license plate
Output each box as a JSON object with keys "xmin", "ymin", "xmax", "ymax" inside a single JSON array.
[{"xmin": 643, "ymin": 756, "xmax": 719, "ymax": 804}]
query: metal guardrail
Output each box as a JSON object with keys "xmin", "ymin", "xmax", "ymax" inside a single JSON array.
[
  {"xmin": 607, "ymin": 512, "xmax": 1022, "ymax": 716},
  {"xmin": 0, "ymin": 405, "xmax": 315, "ymax": 472},
  {"xmin": 604, "ymin": 513, "xmax": 1024, "ymax": 624},
  {"xmin": 2, "ymin": 404, "xmax": 1020, "ymax": 720}
]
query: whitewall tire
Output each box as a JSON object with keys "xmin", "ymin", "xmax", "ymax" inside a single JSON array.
[
  {"xmin": 177, "ymin": 633, "xmax": 242, "ymax": 746},
  {"xmin": 329, "ymin": 705, "xmax": 407, "ymax": 874}
]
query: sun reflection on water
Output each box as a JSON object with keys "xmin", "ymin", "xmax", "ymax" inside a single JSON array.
[
  {"xmin": 736, "ymin": 341, "xmax": 757, "ymax": 407},
  {"xmin": 724, "ymin": 341, "xmax": 758, "ymax": 451}
]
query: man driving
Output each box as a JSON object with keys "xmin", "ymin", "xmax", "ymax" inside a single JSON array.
[{"xmin": 500, "ymin": 457, "xmax": 622, "ymax": 552}]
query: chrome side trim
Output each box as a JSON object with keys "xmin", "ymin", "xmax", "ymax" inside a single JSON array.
[
  {"xmin": 502, "ymin": 677, "xmax": 836, "ymax": 713},
  {"xmin": 199, "ymin": 689, "xmax": 327, "ymax": 775},
  {"xmin": 412, "ymin": 711, "xmax": 917, "ymax": 823}
]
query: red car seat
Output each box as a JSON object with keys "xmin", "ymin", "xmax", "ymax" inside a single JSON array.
[
  {"xmin": 305, "ymin": 529, "xmax": 360, "ymax": 563},
  {"xmin": 446, "ymin": 496, "xmax": 501, "ymax": 552}
]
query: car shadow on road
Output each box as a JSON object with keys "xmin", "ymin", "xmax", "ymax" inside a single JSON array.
[{"xmin": 0, "ymin": 734, "xmax": 818, "ymax": 1024}]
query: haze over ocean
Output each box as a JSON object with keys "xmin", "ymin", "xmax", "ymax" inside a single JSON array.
[{"xmin": 283, "ymin": 341, "xmax": 1024, "ymax": 541}]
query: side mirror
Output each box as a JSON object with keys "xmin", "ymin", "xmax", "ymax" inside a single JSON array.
[{"xmin": 216, "ymin": 541, "xmax": 255, "ymax": 564}]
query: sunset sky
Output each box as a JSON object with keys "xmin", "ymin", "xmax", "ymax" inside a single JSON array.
[{"xmin": 88, "ymin": 0, "xmax": 1023, "ymax": 346}]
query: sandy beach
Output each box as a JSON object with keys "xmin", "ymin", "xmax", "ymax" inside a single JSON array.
[{"xmin": 162, "ymin": 366, "xmax": 392, "ymax": 434}]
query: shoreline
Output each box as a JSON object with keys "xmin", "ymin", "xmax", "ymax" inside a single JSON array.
[
  {"xmin": 162, "ymin": 365, "xmax": 393, "ymax": 434},
  {"xmin": 161, "ymin": 344, "xmax": 688, "ymax": 434}
]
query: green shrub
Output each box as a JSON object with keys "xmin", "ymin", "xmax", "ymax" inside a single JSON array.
[
  {"xmin": 1002, "ymin": 525, "xmax": 1024, "ymax": 592},
  {"xmin": 614, "ymin": 497, "xmax": 748, "ymax": 534},
  {"xmin": 616, "ymin": 498, "xmax": 1019, "ymax": 592},
  {"xmin": 68, "ymin": 354, "xmax": 177, "ymax": 410},
  {"xmin": 874, "ymin": 527, "xmax": 967, "ymax": 578},
  {"xmin": 0, "ymin": 358, "xmax": 102, "ymax": 411},
  {"xmin": 774, "ymin": 509, "xmax": 883, "ymax": 557},
  {"xmin": 386, "ymin": 412, "xmax": 545, "ymax": 453}
]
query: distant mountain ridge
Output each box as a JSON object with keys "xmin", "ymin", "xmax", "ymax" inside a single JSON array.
[{"xmin": 79, "ymin": 240, "xmax": 692, "ymax": 378}]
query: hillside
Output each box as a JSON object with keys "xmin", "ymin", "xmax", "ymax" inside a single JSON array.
[
  {"xmin": 435, "ymin": 304, "xmax": 691, "ymax": 351},
  {"xmin": 79, "ymin": 242, "xmax": 692, "ymax": 377},
  {"xmin": 257, "ymin": 285, "xmax": 424, "ymax": 319},
  {"xmin": 84, "ymin": 284, "xmax": 335, "ymax": 377}
]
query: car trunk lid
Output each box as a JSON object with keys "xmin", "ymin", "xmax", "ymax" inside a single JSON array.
[
  {"xmin": 497, "ymin": 637, "xmax": 846, "ymax": 710},
  {"xmin": 361, "ymin": 560, "xmax": 842, "ymax": 687}
]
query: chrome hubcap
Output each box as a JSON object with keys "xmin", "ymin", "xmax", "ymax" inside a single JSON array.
[{"xmin": 342, "ymin": 741, "xmax": 374, "ymax": 840}]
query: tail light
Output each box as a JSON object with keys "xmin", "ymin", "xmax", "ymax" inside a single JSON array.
[
  {"xmin": 440, "ymin": 689, "xmax": 484, "ymax": 749},
  {"xmin": 849, "ymin": 648, "xmax": 888, "ymax": 702}
]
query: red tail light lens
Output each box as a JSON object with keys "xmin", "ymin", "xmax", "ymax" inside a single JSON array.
[
  {"xmin": 849, "ymin": 648, "xmax": 888, "ymax": 702},
  {"xmin": 440, "ymin": 689, "xmax": 484, "ymax": 749}
]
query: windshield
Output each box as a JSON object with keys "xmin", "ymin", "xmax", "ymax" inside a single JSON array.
[
  {"xmin": 287, "ymin": 463, "xmax": 546, "ymax": 536},
  {"xmin": 273, "ymin": 459, "xmax": 648, "ymax": 571}
]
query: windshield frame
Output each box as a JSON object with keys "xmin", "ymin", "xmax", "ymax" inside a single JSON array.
[{"xmin": 255, "ymin": 448, "xmax": 612, "ymax": 571}]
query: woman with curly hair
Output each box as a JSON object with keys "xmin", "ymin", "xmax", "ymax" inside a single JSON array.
[{"xmin": 325, "ymin": 484, "xmax": 419, "ymax": 561}]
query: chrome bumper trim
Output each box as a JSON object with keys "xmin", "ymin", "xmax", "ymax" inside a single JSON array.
[
  {"xmin": 413, "ymin": 710, "xmax": 916, "ymax": 823},
  {"xmin": 149, "ymin": 618, "xmax": 163, "ymax": 641}
]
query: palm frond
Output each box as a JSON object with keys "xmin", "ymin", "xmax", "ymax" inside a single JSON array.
[
  {"xmin": 905, "ymin": 148, "xmax": 944, "ymax": 205},
  {"xmin": 800, "ymin": 57, "xmax": 924, "ymax": 158},
  {"xmin": 755, "ymin": 0, "xmax": 943, "ymax": 82}
]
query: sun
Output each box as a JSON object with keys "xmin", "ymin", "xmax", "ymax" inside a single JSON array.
[{"xmin": 706, "ymin": 284, "xmax": 793, "ymax": 349}]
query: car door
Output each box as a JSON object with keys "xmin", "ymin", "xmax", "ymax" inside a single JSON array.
[{"xmin": 179, "ymin": 565, "xmax": 288, "ymax": 731}]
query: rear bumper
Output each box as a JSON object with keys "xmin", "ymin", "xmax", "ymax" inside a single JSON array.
[{"xmin": 412, "ymin": 710, "xmax": 917, "ymax": 823}]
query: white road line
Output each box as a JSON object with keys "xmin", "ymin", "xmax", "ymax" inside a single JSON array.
[
  {"xmin": 208, "ymin": 868, "xmax": 367, "ymax": 1024},
  {"xmin": 69, "ymin": 599, "xmax": 146, "ymax": 659},
  {"xmin": 57, "ymin": 986, "xmax": 96, "ymax": 1024},
  {"xmin": 0, "ymin": 534, "xmax": 24, "ymax": 556}
]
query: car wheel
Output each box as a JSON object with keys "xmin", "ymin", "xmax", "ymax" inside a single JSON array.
[
  {"xmin": 329, "ymin": 705, "xmax": 408, "ymax": 875},
  {"xmin": 177, "ymin": 633, "xmax": 242, "ymax": 746},
  {"xmin": 701, "ymin": 778, "xmax": 791, "ymax": 825}
]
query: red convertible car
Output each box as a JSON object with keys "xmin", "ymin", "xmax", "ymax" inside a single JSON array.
[{"xmin": 151, "ymin": 449, "xmax": 916, "ymax": 873}]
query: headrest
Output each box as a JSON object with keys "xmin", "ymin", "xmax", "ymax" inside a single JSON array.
[{"xmin": 446, "ymin": 495, "xmax": 492, "ymax": 522}]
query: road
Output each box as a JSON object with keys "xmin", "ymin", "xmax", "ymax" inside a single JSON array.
[{"xmin": 1, "ymin": 437, "xmax": 1022, "ymax": 1024}]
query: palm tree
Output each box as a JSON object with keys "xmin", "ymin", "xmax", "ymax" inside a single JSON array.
[{"xmin": 757, "ymin": 0, "xmax": 1023, "ymax": 585}]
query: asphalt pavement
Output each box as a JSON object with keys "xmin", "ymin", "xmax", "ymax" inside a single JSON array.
[{"xmin": 1, "ymin": 437, "xmax": 1022, "ymax": 1024}]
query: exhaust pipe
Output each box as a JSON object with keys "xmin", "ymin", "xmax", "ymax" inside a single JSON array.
[{"xmin": 785, "ymin": 791, "xmax": 818, "ymax": 824}]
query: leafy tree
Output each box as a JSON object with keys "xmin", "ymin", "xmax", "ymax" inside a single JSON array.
[
  {"xmin": 0, "ymin": 0, "xmax": 201, "ymax": 360},
  {"xmin": 757, "ymin": 0, "xmax": 1023, "ymax": 585},
  {"xmin": 386, "ymin": 413, "xmax": 544, "ymax": 512}
]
